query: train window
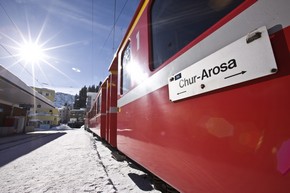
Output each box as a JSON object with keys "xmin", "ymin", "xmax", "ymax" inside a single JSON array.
[
  {"xmin": 96, "ymin": 94, "xmax": 101, "ymax": 114},
  {"xmin": 150, "ymin": 0, "xmax": 244, "ymax": 70},
  {"xmin": 121, "ymin": 42, "xmax": 132, "ymax": 94}
]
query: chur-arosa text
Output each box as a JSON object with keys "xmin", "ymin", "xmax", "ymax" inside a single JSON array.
[{"xmin": 179, "ymin": 59, "xmax": 237, "ymax": 88}]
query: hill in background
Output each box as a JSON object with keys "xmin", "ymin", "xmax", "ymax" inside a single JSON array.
[{"xmin": 54, "ymin": 92, "xmax": 75, "ymax": 108}]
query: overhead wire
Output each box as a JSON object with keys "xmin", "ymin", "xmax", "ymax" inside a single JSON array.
[
  {"xmin": 99, "ymin": 0, "xmax": 130, "ymax": 53},
  {"xmin": 91, "ymin": 0, "xmax": 94, "ymax": 85},
  {"xmin": 113, "ymin": 0, "xmax": 116, "ymax": 53},
  {"xmin": 0, "ymin": 44, "xmax": 35, "ymax": 81}
]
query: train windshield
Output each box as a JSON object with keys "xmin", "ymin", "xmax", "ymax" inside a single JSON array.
[{"xmin": 150, "ymin": 0, "xmax": 244, "ymax": 70}]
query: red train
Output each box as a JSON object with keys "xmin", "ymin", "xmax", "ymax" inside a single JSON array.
[{"xmin": 86, "ymin": 0, "xmax": 290, "ymax": 192}]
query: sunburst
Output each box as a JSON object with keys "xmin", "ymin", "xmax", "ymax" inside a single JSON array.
[
  {"xmin": 18, "ymin": 41, "xmax": 46, "ymax": 65},
  {"xmin": 0, "ymin": 17, "xmax": 82, "ymax": 88}
]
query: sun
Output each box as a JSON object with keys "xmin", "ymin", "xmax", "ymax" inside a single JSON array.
[
  {"xmin": 0, "ymin": 17, "xmax": 82, "ymax": 86},
  {"xmin": 19, "ymin": 41, "xmax": 46, "ymax": 64}
]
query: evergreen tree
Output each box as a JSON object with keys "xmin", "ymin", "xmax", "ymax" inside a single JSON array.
[
  {"xmin": 88, "ymin": 85, "xmax": 96, "ymax": 92},
  {"xmin": 74, "ymin": 94, "xmax": 80, "ymax": 109},
  {"xmin": 91, "ymin": 85, "xmax": 96, "ymax": 92},
  {"xmin": 79, "ymin": 86, "xmax": 87, "ymax": 108},
  {"xmin": 97, "ymin": 81, "xmax": 102, "ymax": 92},
  {"xmin": 74, "ymin": 82, "xmax": 102, "ymax": 109}
]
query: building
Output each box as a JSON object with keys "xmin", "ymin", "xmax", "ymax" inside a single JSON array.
[
  {"xmin": 86, "ymin": 92, "xmax": 97, "ymax": 112},
  {"xmin": 0, "ymin": 65, "xmax": 55, "ymax": 136},
  {"xmin": 33, "ymin": 87, "xmax": 55, "ymax": 102},
  {"xmin": 58, "ymin": 104, "xmax": 72, "ymax": 124},
  {"xmin": 28, "ymin": 88, "xmax": 60, "ymax": 129}
]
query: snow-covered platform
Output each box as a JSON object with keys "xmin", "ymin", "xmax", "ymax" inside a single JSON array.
[{"xmin": 0, "ymin": 126, "xmax": 160, "ymax": 193}]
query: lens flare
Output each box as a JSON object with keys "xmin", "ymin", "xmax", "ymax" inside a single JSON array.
[{"xmin": 19, "ymin": 41, "xmax": 46, "ymax": 64}]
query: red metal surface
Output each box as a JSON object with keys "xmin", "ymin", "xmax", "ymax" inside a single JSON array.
[
  {"xmin": 88, "ymin": 0, "xmax": 290, "ymax": 191},
  {"xmin": 100, "ymin": 80, "xmax": 108, "ymax": 139},
  {"xmin": 117, "ymin": 25, "xmax": 290, "ymax": 192},
  {"xmin": 89, "ymin": 102, "xmax": 100, "ymax": 137},
  {"xmin": 105, "ymin": 78, "xmax": 110, "ymax": 143},
  {"xmin": 117, "ymin": 1, "xmax": 150, "ymax": 95},
  {"xmin": 107, "ymin": 59, "xmax": 118, "ymax": 147},
  {"xmin": 88, "ymin": 102, "xmax": 98, "ymax": 136},
  {"xmin": 89, "ymin": 118, "xmax": 99, "ymax": 136},
  {"xmin": 89, "ymin": 80, "xmax": 108, "ymax": 139}
]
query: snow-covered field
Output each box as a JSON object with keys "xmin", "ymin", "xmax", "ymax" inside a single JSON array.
[{"xmin": 0, "ymin": 125, "xmax": 161, "ymax": 193}]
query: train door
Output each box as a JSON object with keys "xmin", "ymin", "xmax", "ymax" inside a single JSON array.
[
  {"xmin": 104, "ymin": 58, "xmax": 118, "ymax": 147},
  {"xmin": 100, "ymin": 79, "xmax": 108, "ymax": 139},
  {"xmin": 107, "ymin": 58, "xmax": 118, "ymax": 147},
  {"xmin": 105, "ymin": 77, "xmax": 110, "ymax": 143},
  {"xmin": 90, "ymin": 89, "xmax": 104, "ymax": 138}
]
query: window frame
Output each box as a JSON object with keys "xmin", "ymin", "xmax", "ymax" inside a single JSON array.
[
  {"xmin": 148, "ymin": 0, "xmax": 257, "ymax": 71},
  {"xmin": 120, "ymin": 41, "xmax": 132, "ymax": 95}
]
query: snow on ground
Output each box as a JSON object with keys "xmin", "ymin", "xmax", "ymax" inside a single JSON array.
[{"xmin": 0, "ymin": 125, "xmax": 161, "ymax": 193}]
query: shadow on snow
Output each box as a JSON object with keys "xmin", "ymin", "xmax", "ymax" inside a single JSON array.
[{"xmin": 0, "ymin": 132, "xmax": 66, "ymax": 167}]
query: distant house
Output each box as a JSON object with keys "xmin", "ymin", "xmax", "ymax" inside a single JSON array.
[
  {"xmin": 28, "ymin": 88, "xmax": 60, "ymax": 129},
  {"xmin": 58, "ymin": 104, "xmax": 72, "ymax": 124}
]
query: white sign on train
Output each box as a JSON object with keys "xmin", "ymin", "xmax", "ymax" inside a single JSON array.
[{"xmin": 168, "ymin": 26, "xmax": 277, "ymax": 102}]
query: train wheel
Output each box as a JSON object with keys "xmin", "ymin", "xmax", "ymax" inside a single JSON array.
[
  {"xmin": 153, "ymin": 176, "xmax": 167, "ymax": 192},
  {"xmin": 152, "ymin": 176, "xmax": 179, "ymax": 193}
]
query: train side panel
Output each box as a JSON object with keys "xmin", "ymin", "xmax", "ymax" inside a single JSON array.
[
  {"xmin": 116, "ymin": 0, "xmax": 290, "ymax": 192},
  {"xmin": 88, "ymin": 81, "xmax": 108, "ymax": 139},
  {"xmin": 89, "ymin": 101, "xmax": 98, "ymax": 136},
  {"xmin": 107, "ymin": 58, "xmax": 118, "ymax": 147}
]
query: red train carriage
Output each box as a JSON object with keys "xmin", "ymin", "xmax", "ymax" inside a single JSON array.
[
  {"xmin": 87, "ymin": 58, "xmax": 118, "ymax": 147},
  {"xmin": 87, "ymin": 89, "xmax": 102, "ymax": 137},
  {"xmin": 88, "ymin": 0, "xmax": 290, "ymax": 192},
  {"xmin": 86, "ymin": 80, "xmax": 104, "ymax": 137},
  {"xmin": 105, "ymin": 58, "xmax": 118, "ymax": 147}
]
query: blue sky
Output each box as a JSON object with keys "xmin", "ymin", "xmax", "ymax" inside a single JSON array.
[{"xmin": 0, "ymin": 0, "xmax": 139, "ymax": 94}]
